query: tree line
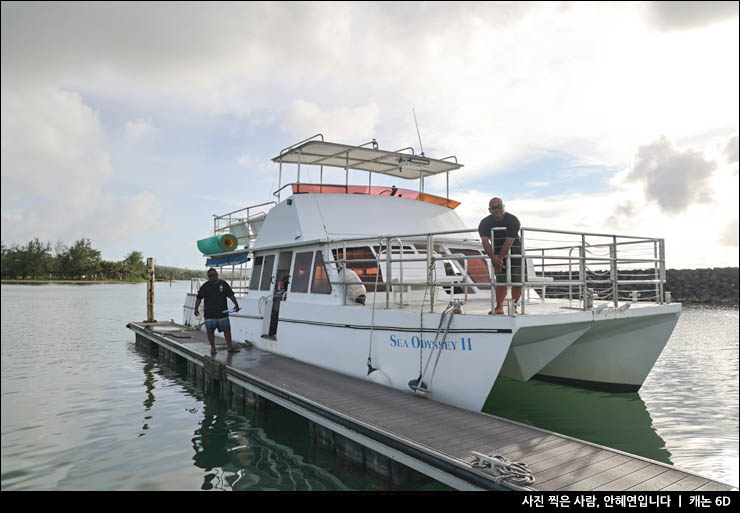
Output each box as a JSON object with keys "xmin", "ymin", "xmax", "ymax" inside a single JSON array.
[{"xmin": 1, "ymin": 238, "xmax": 206, "ymax": 281}]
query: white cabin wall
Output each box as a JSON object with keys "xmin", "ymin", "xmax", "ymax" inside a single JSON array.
[{"xmin": 251, "ymin": 194, "xmax": 471, "ymax": 251}]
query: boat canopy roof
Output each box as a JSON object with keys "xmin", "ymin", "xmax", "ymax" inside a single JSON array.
[{"xmin": 272, "ymin": 140, "xmax": 463, "ymax": 179}]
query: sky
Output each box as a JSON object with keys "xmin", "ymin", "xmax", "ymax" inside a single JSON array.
[{"xmin": 1, "ymin": 1, "xmax": 738, "ymax": 270}]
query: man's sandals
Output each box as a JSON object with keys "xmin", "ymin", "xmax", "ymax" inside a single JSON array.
[{"xmin": 488, "ymin": 303, "xmax": 519, "ymax": 315}]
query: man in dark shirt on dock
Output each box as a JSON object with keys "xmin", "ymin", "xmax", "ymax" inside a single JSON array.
[
  {"xmin": 479, "ymin": 197, "xmax": 522, "ymax": 315},
  {"xmin": 194, "ymin": 268, "xmax": 241, "ymax": 354}
]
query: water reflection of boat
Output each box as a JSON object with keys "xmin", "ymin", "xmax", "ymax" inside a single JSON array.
[
  {"xmin": 484, "ymin": 376, "xmax": 672, "ymax": 465},
  {"xmin": 191, "ymin": 397, "xmax": 351, "ymax": 491},
  {"xmin": 132, "ymin": 342, "xmax": 352, "ymax": 491}
]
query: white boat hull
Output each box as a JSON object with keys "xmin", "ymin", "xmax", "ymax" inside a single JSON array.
[
  {"xmin": 184, "ymin": 294, "xmax": 682, "ymax": 406},
  {"xmin": 532, "ymin": 304, "xmax": 681, "ymax": 392},
  {"xmin": 187, "ymin": 294, "xmax": 514, "ymax": 412}
]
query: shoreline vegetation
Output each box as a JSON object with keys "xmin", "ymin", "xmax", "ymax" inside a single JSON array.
[
  {"xmin": 1, "ymin": 279, "xmax": 177, "ymax": 284},
  {"xmin": 1, "ymin": 238, "xmax": 206, "ymax": 283}
]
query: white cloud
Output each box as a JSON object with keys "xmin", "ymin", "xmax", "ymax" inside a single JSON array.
[
  {"xmin": 0, "ymin": 190, "xmax": 163, "ymax": 248},
  {"xmin": 282, "ymin": 100, "xmax": 381, "ymax": 143},
  {"xmin": 724, "ymin": 134, "xmax": 739, "ymax": 167},
  {"xmin": 720, "ymin": 218, "xmax": 739, "ymax": 247},
  {"xmin": 2, "ymin": 3, "xmax": 737, "ymax": 170},
  {"xmin": 124, "ymin": 118, "xmax": 154, "ymax": 143},
  {"xmin": 448, "ymin": 134, "xmax": 740, "ymax": 268},
  {"xmin": 1, "ymin": 86, "xmax": 112, "ymax": 203},
  {"xmin": 645, "ymin": 1, "xmax": 739, "ymax": 32},
  {"xmin": 237, "ymin": 154, "xmax": 253, "ymax": 167},
  {"xmin": 1, "ymin": 85, "xmax": 162, "ymax": 248},
  {"xmin": 625, "ymin": 136, "xmax": 717, "ymax": 214}
]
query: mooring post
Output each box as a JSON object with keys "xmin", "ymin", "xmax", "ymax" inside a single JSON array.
[{"xmin": 146, "ymin": 257, "xmax": 156, "ymax": 322}]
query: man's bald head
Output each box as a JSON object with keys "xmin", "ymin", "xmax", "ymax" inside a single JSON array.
[{"xmin": 488, "ymin": 197, "xmax": 505, "ymax": 219}]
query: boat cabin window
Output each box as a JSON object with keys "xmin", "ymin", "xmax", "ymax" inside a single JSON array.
[
  {"xmin": 249, "ymin": 256, "xmax": 263, "ymax": 291},
  {"xmin": 276, "ymin": 251, "xmax": 293, "ymax": 292},
  {"xmin": 332, "ymin": 247, "xmax": 385, "ymax": 292},
  {"xmin": 259, "ymin": 254, "xmax": 276, "ymax": 291},
  {"xmin": 291, "ymin": 251, "xmax": 313, "ymax": 293},
  {"xmin": 310, "ymin": 250, "xmax": 332, "ymax": 294},
  {"xmin": 373, "ymin": 245, "xmax": 416, "ymax": 255}
]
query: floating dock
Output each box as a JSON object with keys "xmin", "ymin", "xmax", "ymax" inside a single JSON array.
[{"xmin": 127, "ymin": 320, "xmax": 736, "ymax": 492}]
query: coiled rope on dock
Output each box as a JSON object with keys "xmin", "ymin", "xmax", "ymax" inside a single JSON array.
[{"xmin": 471, "ymin": 451, "xmax": 535, "ymax": 489}]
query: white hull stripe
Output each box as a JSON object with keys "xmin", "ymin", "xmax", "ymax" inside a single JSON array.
[{"xmin": 277, "ymin": 317, "xmax": 512, "ymax": 334}]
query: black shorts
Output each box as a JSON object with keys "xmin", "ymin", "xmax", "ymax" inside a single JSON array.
[{"xmin": 494, "ymin": 246, "xmax": 522, "ymax": 286}]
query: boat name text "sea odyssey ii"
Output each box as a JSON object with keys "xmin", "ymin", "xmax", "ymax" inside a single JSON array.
[{"xmin": 389, "ymin": 335, "xmax": 473, "ymax": 351}]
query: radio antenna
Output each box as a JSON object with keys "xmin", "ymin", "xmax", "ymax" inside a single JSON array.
[{"xmin": 412, "ymin": 107, "xmax": 425, "ymax": 156}]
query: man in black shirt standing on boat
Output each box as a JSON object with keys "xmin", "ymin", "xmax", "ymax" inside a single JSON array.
[
  {"xmin": 194, "ymin": 268, "xmax": 241, "ymax": 355},
  {"xmin": 479, "ymin": 197, "xmax": 522, "ymax": 315}
]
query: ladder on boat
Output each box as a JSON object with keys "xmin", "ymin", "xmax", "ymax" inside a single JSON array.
[{"xmin": 408, "ymin": 300, "xmax": 464, "ymax": 396}]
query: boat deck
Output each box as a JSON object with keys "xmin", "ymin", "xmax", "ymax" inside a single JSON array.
[
  {"xmin": 127, "ymin": 320, "xmax": 734, "ymax": 492},
  {"xmin": 339, "ymin": 292, "xmax": 666, "ymax": 316}
]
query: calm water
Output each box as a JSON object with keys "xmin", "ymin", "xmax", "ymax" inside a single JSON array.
[{"xmin": 1, "ymin": 282, "xmax": 737, "ymax": 490}]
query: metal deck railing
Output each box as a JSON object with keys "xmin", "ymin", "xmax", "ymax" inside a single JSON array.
[
  {"xmin": 212, "ymin": 201, "xmax": 276, "ymax": 248},
  {"xmin": 321, "ymin": 226, "xmax": 667, "ymax": 314},
  {"xmin": 193, "ymin": 222, "xmax": 668, "ymax": 314}
]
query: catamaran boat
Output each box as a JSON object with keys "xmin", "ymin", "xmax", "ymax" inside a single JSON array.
[{"xmin": 183, "ymin": 135, "xmax": 682, "ymax": 413}]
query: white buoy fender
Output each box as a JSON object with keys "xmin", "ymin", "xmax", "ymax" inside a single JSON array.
[
  {"xmin": 340, "ymin": 267, "xmax": 367, "ymax": 303},
  {"xmin": 368, "ymin": 369, "xmax": 392, "ymax": 387}
]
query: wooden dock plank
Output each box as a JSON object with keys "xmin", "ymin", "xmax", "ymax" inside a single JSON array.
[
  {"xmin": 592, "ymin": 464, "xmax": 668, "ymax": 491},
  {"xmin": 527, "ymin": 444, "xmax": 602, "ymax": 473},
  {"xmin": 502, "ymin": 438, "xmax": 577, "ymax": 461},
  {"xmin": 418, "ymin": 418, "xmax": 507, "ymax": 442},
  {"xmin": 431, "ymin": 423, "xmax": 531, "ymax": 453},
  {"xmin": 441, "ymin": 433, "xmax": 535, "ymax": 460},
  {"xmin": 458, "ymin": 432, "xmax": 559, "ymax": 464},
  {"xmin": 695, "ymin": 480, "xmax": 736, "ymax": 491},
  {"xmin": 628, "ymin": 469, "xmax": 693, "ymax": 491},
  {"xmin": 518, "ymin": 441, "xmax": 593, "ymax": 466},
  {"xmin": 487, "ymin": 433, "xmax": 563, "ymax": 455},
  {"xmin": 558, "ymin": 459, "xmax": 652, "ymax": 491},
  {"xmin": 535, "ymin": 454, "xmax": 632, "ymax": 490},
  {"xmin": 661, "ymin": 474, "xmax": 711, "ymax": 491},
  {"xmin": 529, "ymin": 451, "xmax": 622, "ymax": 487},
  {"xmin": 415, "ymin": 429, "xmax": 520, "ymax": 456},
  {"xmin": 458, "ymin": 432, "xmax": 556, "ymax": 464}
]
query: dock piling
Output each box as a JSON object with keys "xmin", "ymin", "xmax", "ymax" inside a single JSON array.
[{"xmin": 146, "ymin": 257, "xmax": 156, "ymax": 322}]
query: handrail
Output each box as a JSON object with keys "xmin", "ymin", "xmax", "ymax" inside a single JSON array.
[
  {"xmin": 208, "ymin": 218, "xmax": 669, "ymax": 310},
  {"xmin": 213, "ymin": 201, "xmax": 277, "ymax": 220},
  {"xmin": 272, "ymin": 183, "xmax": 296, "ymax": 198},
  {"xmin": 519, "ymin": 226, "xmax": 664, "ymax": 241},
  {"xmin": 211, "ymin": 202, "xmax": 276, "ymax": 258},
  {"xmin": 291, "ymin": 139, "xmax": 380, "ymax": 170},
  {"xmin": 318, "ymin": 225, "xmax": 668, "ymax": 311},
  {"xmin": 278, "ymin": 133, "xmax": 324, "ymax": 158}
]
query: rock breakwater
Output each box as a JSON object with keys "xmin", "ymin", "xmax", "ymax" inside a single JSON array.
[
  {"xmin": 537, "ymin": 267, "xmax": 738, "ymax": 305},
  {"xmin": 665, "ymin": 267, "xmax": 738, "ymax": 304}
]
